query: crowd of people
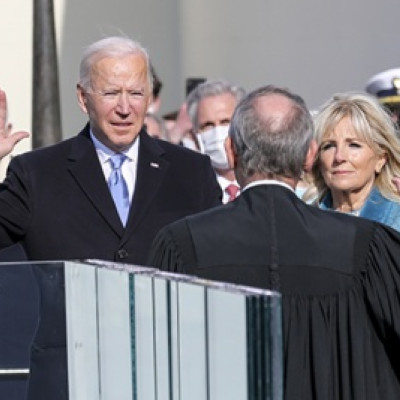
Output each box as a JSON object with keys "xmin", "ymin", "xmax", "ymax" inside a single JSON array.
[
  {"xmin": 150, "ymin": 62, "xmax": 400, "ymax": 227},
  {"xmin": 1, "ymin": 35, "xmax": 400, "ymax": 399}
]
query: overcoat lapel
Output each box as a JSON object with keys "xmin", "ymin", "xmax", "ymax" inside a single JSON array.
[
  {"xmin": 67, "ymin": 126, "xmax": 124, "ymax": 236},
  {"xmin": 122, "ymin": 130, "xmax": 169, "ymax": 241}
]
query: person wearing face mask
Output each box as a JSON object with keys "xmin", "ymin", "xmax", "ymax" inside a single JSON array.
[{"xmin": 187, "ymin": 79, "xmax": 246, "ymax": 203}]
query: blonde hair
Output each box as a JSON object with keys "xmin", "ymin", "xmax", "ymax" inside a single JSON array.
[{"xmin": 311, "ymin": 92, "xmax": 400, "ymax": 202}]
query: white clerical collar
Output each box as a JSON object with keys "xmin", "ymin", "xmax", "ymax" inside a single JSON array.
[
  {"xmin": 242, "ymin": 179, "xmax": 294, "ymax": 193},
  {"xmin": 89, "ymin": 129, "xmax": 139, "ymax": 164}
]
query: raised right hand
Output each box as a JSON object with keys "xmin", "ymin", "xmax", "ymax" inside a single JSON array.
[{"xmin": 0, "ymin": 89, "xmax": 30, "ymax": 159}]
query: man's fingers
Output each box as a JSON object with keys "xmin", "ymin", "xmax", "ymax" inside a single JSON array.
[
  {"xmin": 5, "ymin": 123, "xmax": 12, "ymax": 136},
  {"xmin": 0, "ymin": 131, "xmax": 30, "ymax": 159},
  {"xmin": 0, "ymin": 90, "xmax": 8, "ymax": 131},
  {"xmin": 8, "ymin": 131, "xmax": 30, "ymax": 146}
]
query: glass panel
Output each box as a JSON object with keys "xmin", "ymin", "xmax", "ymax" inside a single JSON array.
[
  {"xmin": 168, "ymin": 279, "xmax": 180, "ymax": 400},
  {"xmin": 152, "ymin": 276, "xmax": 171, "ymax": 400},
  {"xmin": 0, "ymin": 259, "xmax": 39, "ymax": 400},
  {"xmin": 151, "ymin": 272, "xmax": 283, "ymax": 400},
  {"xmin": 246, "ymin": 292, "xmax": 283, "ymax": 400},
  {"xmin": 206, "ymin": 288, "xmax": 247, "ymax": 400},
  {"xmin": 267, "ymin": 294, "xmax": 283, "ymax": 400},
  {"xmin": 0, "ymin": 260, "xmax": 282, "ymax": 400},
  {"xmin": 96, "ymin": 266, "xmax": 133, "ymax": 400},
  {"xmin": 132, "ymin": 273, "xmax": 156, "ymax": 400},
  {"xmin": 175, "ymin": 279, "xmax": 208, "ymax": 400},
  {"xmin": 64, "ymin": 261, "xmax": 100, "ymax": 400}
]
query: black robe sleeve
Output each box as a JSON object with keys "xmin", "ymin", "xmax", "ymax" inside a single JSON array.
[{"xmin": 147, "ymin": 219, "xmax": 197, "ymax": 273}]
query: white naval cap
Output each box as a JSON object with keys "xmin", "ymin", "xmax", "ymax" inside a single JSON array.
[{"xmin": 365, "ymin": 68, "xmax": 400, "ymax": 104}]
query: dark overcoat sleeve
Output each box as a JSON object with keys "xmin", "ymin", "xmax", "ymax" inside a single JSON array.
[{"xmin": 0, "ymin": 156, "xmax": 31, "ymax": 248}]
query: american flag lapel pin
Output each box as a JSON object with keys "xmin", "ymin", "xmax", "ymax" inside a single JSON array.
[{"xmin": 150, "ymin": 162, "xmax": 160, "ymax": 168}]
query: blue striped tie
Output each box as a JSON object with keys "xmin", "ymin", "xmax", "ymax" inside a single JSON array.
[{"xmin": 108, "ymin": 154, "xmax": 129, "ymax": 226}]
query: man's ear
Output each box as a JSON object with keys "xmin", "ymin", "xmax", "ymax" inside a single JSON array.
[
  {"xmin": 225, "ymin": 136, "xmax": 237, "ymax": 169},
  {"xmin": 76, "ymin": 84, "xmax": 89, "ymax": 114},
  {"xmin": 304, "ymin": 139, "xmax": 318, "ymax": 172}
]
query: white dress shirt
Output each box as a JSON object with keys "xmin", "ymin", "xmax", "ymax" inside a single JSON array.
[
  {"xmin": 217, "ymin": 174, "xmax": 240, "ymax": 204},
  {"xmin": 90, "ymin": 131, "xmax": 139, "ymax": 203}
]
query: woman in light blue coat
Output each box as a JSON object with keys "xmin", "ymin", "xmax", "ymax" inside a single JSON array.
[{"xmin": 310, "ymin": 92, "xmax": 400, "ymax": 232}]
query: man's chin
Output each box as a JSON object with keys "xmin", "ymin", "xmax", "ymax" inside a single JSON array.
[{"xmin": 110, "ymin": 131, "xmax": 140, "ymax": 149}]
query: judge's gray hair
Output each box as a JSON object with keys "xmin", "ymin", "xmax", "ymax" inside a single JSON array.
[{"xmin": 229, "ymin": 85, "xmax": 314, "ymax": 179}]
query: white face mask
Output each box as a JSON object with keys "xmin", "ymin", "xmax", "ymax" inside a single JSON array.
[{"xmin": 198, "ymin": 125, "xmax": 230, "ymax": 170}]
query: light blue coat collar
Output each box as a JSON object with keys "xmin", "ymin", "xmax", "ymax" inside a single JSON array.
[{"xmin": 320, "ymin": 187, "xmax": 400, "ymax": 232}]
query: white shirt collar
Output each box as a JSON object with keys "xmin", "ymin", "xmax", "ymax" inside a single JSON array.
[
  {"xmin": 89, "ymin": 129, "xmax": 139, "ymax": 202},
  {"xmin": 242, "ymin": 179, "xmax": 294, "ymax": 193},
  {"xmin": 89, "ymin": 129, "xmax": 139, "ymax": 164},
  {"xmin": 217, "ymin": 174, "xmax": 239, "ymax": 191}
]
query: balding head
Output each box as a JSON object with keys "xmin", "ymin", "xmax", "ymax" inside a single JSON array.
[
  {"xmin": 228, "ymin": 86, "xmax": 314, "ymax": 182},
  {"xmin": 253, "ymin": 93, "xmax": 299, "ymax": 133}
]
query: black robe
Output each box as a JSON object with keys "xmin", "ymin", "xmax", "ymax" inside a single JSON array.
[{"xmin": 148, "ymin": 184, "xmax": 400, "ymax": 400}]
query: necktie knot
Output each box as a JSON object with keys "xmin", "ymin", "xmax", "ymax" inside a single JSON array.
[
  {"xmin": 109, "ymin": 153, "xmax": 126, "ymax": 170},
  {"xmin": 109, "ymin": 154, "xmax": 127, "ymax": 185},
  {"xmin": 226, "ymin": 183, "xmax": 239, "ymax": 202}
]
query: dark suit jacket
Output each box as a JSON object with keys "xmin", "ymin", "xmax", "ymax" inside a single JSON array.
[
  {"xmin": 148, "ymin": 184, "xmax": 400, "ymax": 400},
  {"xmin": 0, "ymin": 124, "xmax": 221, "ymax": 399},
  {"xmin": 0, "ymin": 124, "xmax": 221, "ymax": 264}
]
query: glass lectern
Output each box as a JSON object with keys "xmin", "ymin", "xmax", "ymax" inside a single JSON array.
[{"xmin": 0, "ymin": 260, "xmax": 283, "ymax": 400}]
